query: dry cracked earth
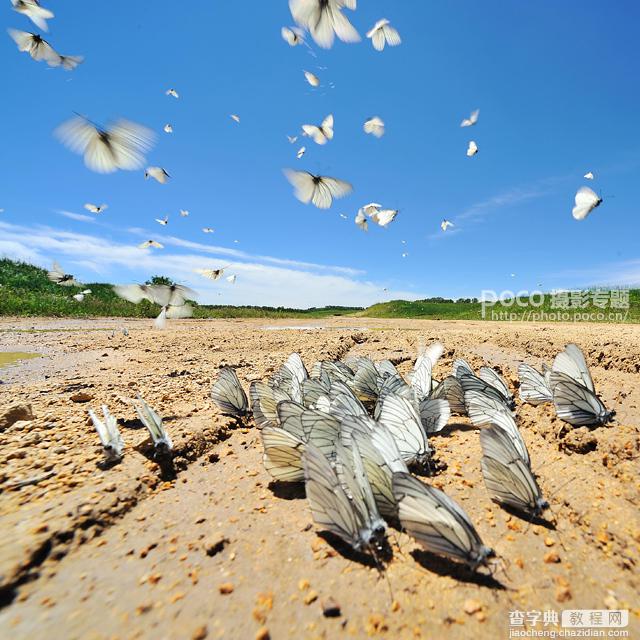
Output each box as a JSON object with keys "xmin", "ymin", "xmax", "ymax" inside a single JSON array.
[{"xmin": 0, "ymin": 317, "xmax": 638, "ymax": 640}]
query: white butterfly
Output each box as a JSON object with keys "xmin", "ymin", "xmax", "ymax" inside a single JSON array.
[
  {"xmin": 261, "ymin": 426, "xmax": 306, "ymax": 481},
  {"xmin": 393, "ymin": 472, "xmax": 495, "ymax": 571},
  {"xmin": 284, "ymin": 169, "xmax": 352, "ymax": 209},
  {"xmin": 441, "ymin": 219, "xmax": 453, "ymax": 231},
  {"xmin": 361, "ymin": 202, "xmax": 381, "ymax": 216},
  {"xmin": 138, "ymin": 240, "xmax": 164, "ymax": 249},
  {"xmin": 202, "ymin": 227, "xmax": 215, "ymax": 233},
  {"xmin": 88, "ymin": 405, "xmax": 124, "ymax": 462},
  {"xmin": 226, "ymin": 274, "xmax": 237, "ymax": 284},
  {"xmin": 339, "ymin": 213, "xmax": 347, "ymax": 219},
  {"xmin": 47, "ymin": 261, "xmax": 80, "ymax": 286},
  {"xmin": 145, "ymin": 166, "xmax": 170, "ymax": 184},
  {"xmin": 584, "ymin": 171, "xmax": 594, "ymax": 180},
  {"xmin": 55, "ymin": 116, "xmax": 155, "ymax": 174},
  {"xmin": 58, "ymin": 54, "xmax": 83, "ymax": 70},
  {"xmin": 287, "ymin": 135, "xmax": 298, "ymax": 144},
  {"xmin": 480, "ymin": 424, "xmax": 548, "ymax": 518},
  {"xmin": 363, "ymin": 116, "xmax": 385, "ymax": 138},
  {"xmin": 211, "ymin": 366, "xmax": 249, "ymax": 417},
  {"xmin": 366, "ymin": 18, "xmax": 401, "ymax": 51},
  {"xmin": 179, "ymin": 209, "xmax": 189, "ymax": 217},
  {"xmin": 302, "ymin": 113, "xmax": 333, "ymax": 145},
  {"xmin": 155, "ymin": 216, "xmax": 168, "ymax": 226},
  {"xmin": 9, "ymin": 28, "xmax": 59, "ymax": 64},
  {"xmin": 466, "ymin": 140, "xmax": 478, "ymax": 156},
  {"xmin": 355, "ymin": 209, "xmax": 368, "ymax": 231},
  {"xmin": 289, "ymin": 0, "xmax": 360, "ymax": 50},
  {"xmin": 518, "ymin": 363, "xmax": 552, "ymax": 405},
  {"xmin": 281, "ymin": 25, "xmax": 305, "ymax": 46},
  {"xmin": 135, "ymin": 396, "xmax": 172, "ymax": 455},
  {"xmin": 84, "ymin": 203, "xmax": 108, "ymax": 213},
  {"xmin": 72, "ymin": 293, "xmax": 86, "ymax": 302},
  {"xmin": 460, "ymin": 109, "xmax": 480, "ymax": 127},
  {"xmin": 195, "ymin": 267, "xmax": 228, "ymax": 280},
  {"xmin": 166, "ymin": 88, "xmax": 179, "ymax": 98},
  {"xmin": 572, "ymin": 186, "xmax": 602, "ymax": 220},
  {"xmin": 304, "ymin": 70, "xmax": 320, "ymax": 87},
  {"xmin": 549, "ymin": 372, "xmax": 614, "ymax": 427},
  {"xmin": 230, "ymin": 114, "xmax": 240, "ymax": 123},
  {"xmin": 164, "ymin": 123, "xmax": 173, "ymax": 133},
  {"xmin": 296, "ymin": 146, "xmax": 306, "ymax": 159},
  {"xmin": 370, "ymin": 209, "xmax": 398, "ymax": 228},
  {"xmin": 11, "ymin": 0, "xmax": 54, "ymax": 32}
]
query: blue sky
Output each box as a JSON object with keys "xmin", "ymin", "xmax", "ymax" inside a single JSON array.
[{"xmin": 1, "ymin": 1, "xmax": 639, "ymax": 307}]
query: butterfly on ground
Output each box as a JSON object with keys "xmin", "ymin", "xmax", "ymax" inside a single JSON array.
[
  {"xmin": 211, "ymin": 366, "xmax": 249, "ymax": 417},
  {"xmin": 135, "ymin": 396, "xmax": 173, "ymax": 456},
  {"xmin": 88, "ymin": 405, "xmax": 124, "ymax": 462}
]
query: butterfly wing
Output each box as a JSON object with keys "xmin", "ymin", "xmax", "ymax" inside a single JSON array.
[{"xmin": 211, "ymin": 366, "xmax": 249, "ymax": 417}]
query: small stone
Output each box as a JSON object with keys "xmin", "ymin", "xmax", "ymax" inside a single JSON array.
[
  {"xmin": 70, "ymin": 392, "xmax": 93, "ymax": 403},
  {"xmin": 192, "ymin": 625, "xmax": 208, "ymax": 640},
  {"xmin": 544, "ymin": 552, "xmax": 561, "ymax": 564},
  {"xmin": 204, "ymin": 533, "xmax": 229, "ymax": 557},
  {"xmin": 544, "ymin": 537, "xmax": 555, "ymax": 547},
  {"xmin": 218, "ymin": 583, "xmax": 234, "ymax": 595},
  {"xmin": 303, "ymin": 590, "xmax": 318, "ymax": 605},
  {"xmin": 255, "ymin": 627, "xmax": 270, "ymax": 640},
  {"xmin": 463, "ymin": 599, "xmax": 482, "ymax": 615},
  {"xmin": 391, "ymin": 600, "xmax": 401, "ymax": 613},
  {"xmin": 0, "ymin": 404, "xmax": 34, "ymax": 430},
  {"xmin": 298, "ymin": 579, "xmax": 310, "ymax": 592},
  {"xmin": 321, "ymin": 597, "xmax": 341, "ymax": 617}
]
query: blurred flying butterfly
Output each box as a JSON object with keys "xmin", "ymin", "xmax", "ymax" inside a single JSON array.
[
  {"xmin": 145, "ymin": 166, "xmax": 170, "ymax": 183},
  {"xmin": 572, "ymin": 186, "xmax": 602, "ymax": 220},
  {"xmin": 55, "ymin": 115, "xmax": 154, "ymax": 173},
  {"xmin": 366, "ymin": 19, "xmax": 401, "ymax": 51},
  {"xmin": 12, "ymin": 1, "xmax": 54, "ymax": 32},
  {"xmin": 48, "ymin": 261, "xmax": 80, "ymax": 286},
  {"xmin": 363, "ymin": 116, "xmax": 385, "ymax": 138},
  {"xmin": 289, "ymin": 0, "xmax": 360, "ymax": 49},
  {"xmin": 466, "ymin": 140, "xmax": 478, "ymax": 156},
  {"xmin": 281, "ymin": 25, "xmax": 305, "ymax": 46},
  {"xmin": 284, "ymin": 169, "xmax": 352, "ymax": 209},
  {"xmin": 302, "ymin": 113, "xmax": 333, "ymax": 145},
  {"xmin": 460, "ymin": 109, "xmax": 479, "ymax": 127},
  {"xmin": 84, "ymin": 203, "xmax": 107, "ymax": 213}
]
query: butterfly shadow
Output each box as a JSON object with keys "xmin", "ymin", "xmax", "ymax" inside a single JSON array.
[
  {"xmin": 410, "ymin": 549, "xmax": 507, "ymax": 590},
  {"xmin": 501, "ymin": 504, "xmax": 557, "ymax": 530},
  {"xmin": 319, "ymin": 532, "xmax": 393, "ymax": 568},
  {"xmin": 134, "ymin": 440, "xmax": 177, "ymax": 481},
  {"xmin": 268, "ymin": 481, "xmax": 306, "ymax": 501},
  {"xmin": 435, "ymin": 422, "xmax": 477, "ymax": 438}
]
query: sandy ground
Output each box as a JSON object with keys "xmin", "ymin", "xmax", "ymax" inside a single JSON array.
[{"xmin": 0, "ymin": 317, "xmax": 638, "ymax": 640}]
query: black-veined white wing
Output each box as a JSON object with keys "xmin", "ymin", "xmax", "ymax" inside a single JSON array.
[
  {"xmin": 135, "ymin": 396, "xmax": 172, "ymax": 454},
  {"xmin": 479, "ymin": 425, "xmax": 548, "ymax": 517},
  {"xmin": 375, "ymin": 374, "xmax": 414, "ymax": 419},
  {"xmin": 518, "ymin": 363, "xmax": 552, "ymax": 405},
  {"xmin": 301, "ymin": 377, "xmax": 330, "ymax": 408},
  {"xmin": 289, "ymin": 0, "xmax": 360, "ymax": 49},
  {"xmin": 460, "ymin": 109, "xmax": 480, "ymax": 127},
  {"xmin": 281, "ymin": 25, "xmax": 305, "ymax": 46},
  {"xmin": 411, "ymin": 355, "xmax": 432, "ymax": 402},
  {"xmin": 392, "ymin": 472, "xmax": 495, "ymax": 570},
  {"xmin": 250, "ymin": 381, "xmax": 291, "ymax": 429},
  {"xmin": 465, "ymin": 390, "xmax": 529, "ymax": 466},
  {"xmin": 55, "ymin": 116, "xmax": 155, "ymax": 174},
  {"xmin": 47, "ymin": 261, "xmax": 79, "ymax": 286},
  {"xmin": 430, "ymin": 375, "xmax": 467, "ymax": 415},
  {"xmin": 351, "ymin": 357, "xmax": 381, "ymax": 401},
  {"xmin": 12, "ymin": 1, "xmax": 55, "ymax": 32},
  {"xmin": 302, "ymin": 113, "xmax": 334, "ymax": 144},
  {"xmin": 552, "ymin": 343, "xmax": 595, "ymax": 393},
  {"xmin": 460, "ymin": 373, "xmax": 515, "ymax": 410},
  {"xmin": 479, "ymin": 366, "xmax": 513, "ymax": 404},
  {"xmin": 453, "ymin": 358, "xmax": 474, "ymax": 379},
  {"xmin": 88, "ymin": 405, "xmax": 124, "ymax": 462},
  {"xmin": 378, "ymin": 393, "xmax": 430, "ymax": 467},
  {"xmin": 302, "ymin": 444, "xmax": 374, "ymax": 553},
  {"xmin": 572, "ymin": 186, "xmax": 602, "ymax": 220},
  {"xmin": 418, "ymin": 398, "xmax": 451, "ymax": 434},
  {"xmin": 366, "ymin": 18, "xmax": 401, "ymax": 51},
  {"xmin": 166, "ymin": 303, "xmax": 194, "ymax": 320},
  {"xmin": 328, "ymin": 380, "xmax": 367, "ymax": 418},
  {"xmin": 261, "ymin": 426, "xmax": 306, "ymax": 482},
  {"xmin": 548, "ymin": 372, "xmax": 614, "ymax": 427},
  {"xmin": 271, "ymin": 352, "xmax": 308, "ymax": 393},
  {"xmin": 284, "ymin": 169, "xmax": 352, "ymax": 209},
  {"xmin": 8, "ymin": 29, "xmax": 60, "ymax": 65},
  {"xmin": 211, "ymin": 366, "xmax": 249, "ymax": 417},
  {"xmin": 278, "ymin": 402, "xmax": 341, "ymax": 457},
  {"xmin": 375, "ymin": 359, "xmax": 399, "ymax": 378}
]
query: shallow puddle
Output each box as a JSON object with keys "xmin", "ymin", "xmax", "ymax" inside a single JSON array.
[{"xmin": 0, "ymin": 352, "xmax": 40, "ymax": 368}]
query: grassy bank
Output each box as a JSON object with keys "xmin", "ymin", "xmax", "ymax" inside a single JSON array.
[{"xmin": 1, "ymin": 258, "xmax": 637, "ymax": 322}]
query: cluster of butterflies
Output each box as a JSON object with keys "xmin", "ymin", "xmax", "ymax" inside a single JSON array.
[
  {"xmin": 8, "ymin": 0, "xmax": 82, "ymax": 70},
  {"xmin": 47, "ymin": 261, "xmax": 91, "ymax": 301},
  {"xmin": 89, "ymin": 396, "xmax": 171, "ymax": 463},
  {"xmin": 207, "ymin": 341, "xmax": 615, "ymax": 572}
]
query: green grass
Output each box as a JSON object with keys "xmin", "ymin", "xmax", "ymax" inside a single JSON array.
[{"xmin": 1, "ymin": 258, "xmax": 637, "ymax": 322}]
